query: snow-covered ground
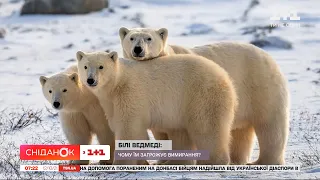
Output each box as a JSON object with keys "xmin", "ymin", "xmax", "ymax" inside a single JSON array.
[{"xmin": 0, "ymin": 0, "xmax": 319, "ymax": 179}]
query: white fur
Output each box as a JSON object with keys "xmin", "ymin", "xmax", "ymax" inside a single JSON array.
[
  {"xmin": 120, "ymin": 27, "xmax": 290, "ymax": 165},
  {"xmin": 77, "ymin": 51, "xmax": 237, "ymax": 165}
]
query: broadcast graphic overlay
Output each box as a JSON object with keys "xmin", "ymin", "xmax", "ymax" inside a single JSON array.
[{"xmin": 20, "ymin": 141, "xmax": 300, "ymax": 172}]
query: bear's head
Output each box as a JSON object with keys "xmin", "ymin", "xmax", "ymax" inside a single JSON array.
[
  {"xmin": 76, "ymin": 51, "xmax": 118, "ymax": 90},
  {"xmin": 119, "ymin": 27, "xmax": 168, "ymax": 61},
  {"xmin": 39, "ymin": 73, "xmax": 80, "ymax": 110}
]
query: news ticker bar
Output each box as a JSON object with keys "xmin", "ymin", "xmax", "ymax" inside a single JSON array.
[
  {"xmin": 20, "ymin": 165, "xmax": 301, "ymax": 172},
  {"xmin": 20, "ymin": 145, "xmax": 209, "ymax": 160}
]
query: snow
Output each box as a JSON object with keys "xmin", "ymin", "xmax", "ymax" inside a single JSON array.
[{"xmin": 0, "ymin": 0, "xmax": 319, "ymax": 179}]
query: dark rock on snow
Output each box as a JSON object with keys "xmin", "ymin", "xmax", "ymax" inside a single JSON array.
[
  {"xmin": 10, "ymin": 0, "xmax": 22, "ymax": 3},
  {"xmin": 312, "ymin": 80, "xmax": 319, "ymax": 85},
  {"xmin": 0, "ymin": 28, "xmax": 6, "ymax": 38},
  {"xmin": 7, "ymin": 56, "xmax": 17, "ymax": 61},
  {"xmin": 66, "ymin": 59, "xmax": 75, "ymax": 62},
  {"xmin": 313, "ymin": 68, "xmax": 320, "ymax": 74},
  {"xmin": 21, "ymin": 0, "xmax": 108, "ymax": 15},
  {"xmin": 63, "ymin": 43, "xmax": 74, "ymax": 49},
  {"xmin": 108, "ymin": 8, "xmax": 115, "ymax": 13},
  {"xmin": 120, "ymin": 5, "xmax": 130, "ymax": 9},
  {"xmin": 185, "ymin": 23, "xmax": 214, "ymax": 35},
  {"xmin": 251, "ymin": 36, "xmax": 292, "ymax": 49}
]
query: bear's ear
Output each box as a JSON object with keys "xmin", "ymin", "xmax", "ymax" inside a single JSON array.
[
  {"xmin": 69, "ymin": 73, "xmax": 78, "ymax": 84},
  {"xmin": 108, "ymin": 51, "xmax": 118, "ymax": 62},
  {"xmin": 157, "ymin": 28, "xmax": 168, "ymax": 41},
  {"xmin": 76, "ymin": 51, "xmax": 86, "ymax": 61},
  {"xmin": 39, "ymin": 76, "xmax": 48, "ymax": 86},
  {"xmin": 119, "ymin": 27, "xmax": 130, "ymax": 40}
]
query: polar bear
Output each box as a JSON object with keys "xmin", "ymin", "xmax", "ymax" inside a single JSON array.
[
  {"xmin": 39, "ymin": 65, "xmax": 115, "ymax": 165},
  {"xmin": 76, "ymin": 51, "xmax": 237, "ymax": 165},
  {"xmin": 119, "ymin": 27, "xmax": 290, "ymax": 165}
]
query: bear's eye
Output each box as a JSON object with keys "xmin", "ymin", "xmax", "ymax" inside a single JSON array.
[
  {"xmin": 84, "ymin": 66, "xmax": 87, "ymax": 69},
  {"xmin": 130, "ymin": 37, "xmax": 134, "ymax": 41},
  {"xmin": 147, "ymin": 37, "xmax": 152, "ymax": 41},
  {"xmin": 99, "ymin": 66, "xmax": 104, "ymax": 69},
  {"xmin": 63, "ymin": 89, "xmax": 67, "ymax": 92},
  {"xmin": 49, "ymin": 90, "xmax": 52, "ymax": 93}
]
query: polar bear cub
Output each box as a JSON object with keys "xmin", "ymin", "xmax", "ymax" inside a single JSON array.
[
  {"xmin": 119, "ymin": 27, "xmax": 290, "ymax": 165},
  {"xmin": 40, "ymin": 65, "xmax": 115, "ymax": 165},
  {"xmin": 76, "ymin": 51, "xmax": 237, "ymax": 165}
]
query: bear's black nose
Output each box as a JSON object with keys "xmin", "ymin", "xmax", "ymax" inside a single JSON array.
[
  {"xmin": 53, "ymin": 101, "xmax": 60, "ymax": 108},
  {"xmin": 87, "ymin": 78, "xmax": 95, "ymax": 85},
  {"xmin": 134, "ymin": 46, "xmax": 143, "ymax": 55}
]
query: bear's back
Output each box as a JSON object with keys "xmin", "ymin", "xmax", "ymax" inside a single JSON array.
[
  {"xmin": 121, "ymin": 54, "xmax": 229, "ymax": 82},
  {"xmin": 118, "ymin": 54, "xmax": 234, "ymax": 103}
]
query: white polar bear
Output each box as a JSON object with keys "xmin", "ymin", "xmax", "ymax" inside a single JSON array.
[
  {"xmin": 76, "ymin": 51, "xmax": 238, "ymax": 165},
  {"xmin": 40, "ymin": 65, "xmax": 115, "ymax": 165},
  {"xmin": 119, "ymin": 27, "xmax": 290, "ymax": 165}
]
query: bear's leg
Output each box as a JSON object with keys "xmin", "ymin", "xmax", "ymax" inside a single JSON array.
[
  {"xmin": 248, "ymin": 107, "xmax": 289, "ymax": 165},
  {"xmin": 60, "ymin": 112, "xmax": 92, "ymax": 165},
  {"xmin": 160, "ymin": 130, "xmax": 196, "ymax": 165},
  {"xmin": 152, "ymin": 131, "xmax": 169, "ymax": 140},
  {"xmin": 151, "ymin": 130, "xmax": 169, "ymax": 164},
  {"xmin": 188, "ymin": 121, "xmax": 231, "ymax": 165},
  {"xmin": 112, "ymin": 121, "xmax": 149, "ymax": 165},
  {"xmin": 96, "ymin": 128, "xmax": 115, "ymax": 165},
  {"xmin": 230, "ymin": 126, "xmax": 255, "ymax": 165},
  {"xmin": 249, "ymin": 117, "xmax": 288, "ymax": 165}
]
